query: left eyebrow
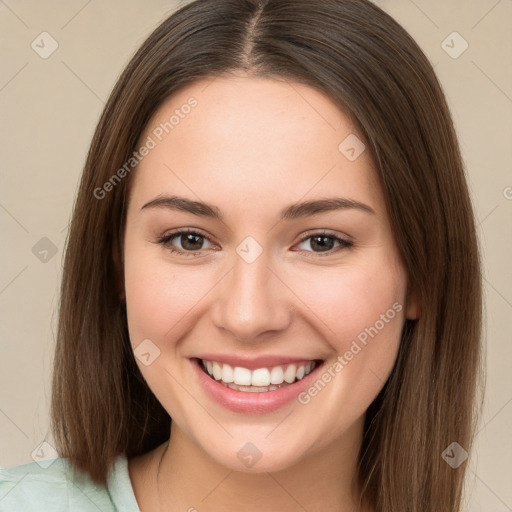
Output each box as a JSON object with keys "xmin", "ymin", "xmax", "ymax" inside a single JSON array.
[
  {"xmin": 140, "ymin": 195, "xmax": 376, "ymax": 220},
  {"xmin": 280, "ymin": 198, "xmax": 375, "ymax": 219}
]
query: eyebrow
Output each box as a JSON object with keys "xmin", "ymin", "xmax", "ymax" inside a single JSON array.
[{"xmin": 140, "ymin": 195, "xmax": 375, "ymax": 220}]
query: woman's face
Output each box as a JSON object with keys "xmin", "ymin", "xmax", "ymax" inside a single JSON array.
[{"xmin": 123, "ymin": 75, "xmax": 417, "ymax": 472}]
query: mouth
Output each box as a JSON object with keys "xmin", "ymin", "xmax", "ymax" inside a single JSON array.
[{"xmin": 195, "ymin": 357, "xmax": 324, "ymax": 393}]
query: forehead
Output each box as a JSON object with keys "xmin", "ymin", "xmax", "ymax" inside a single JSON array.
[{"xmin": 128, "ymin": 76, "xmax": 384, "ymax": 219}]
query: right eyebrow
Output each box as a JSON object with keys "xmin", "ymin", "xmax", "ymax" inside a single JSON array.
[{"xmin": 140, "ymin": 195, "xmax": 224, "ymax": 220}]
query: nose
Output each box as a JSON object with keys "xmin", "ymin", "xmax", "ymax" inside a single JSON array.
[{"xmin": 211, "ymin": 250, "xmax": 293, "ymax": 342}]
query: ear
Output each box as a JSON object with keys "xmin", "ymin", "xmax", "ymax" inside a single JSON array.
[
  {"xmin": 112, "ymin": 242, "xmax": 125, "ymax": 302},
  {"xmin": 405, "ymin": 282, "xmax": 420, "ymax": 320}
]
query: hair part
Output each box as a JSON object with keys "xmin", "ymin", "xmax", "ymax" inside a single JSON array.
[{"xmin": 51, "ymin": 1, "xmax": 483, "ymax": 510}]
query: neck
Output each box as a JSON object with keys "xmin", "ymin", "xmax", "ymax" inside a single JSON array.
[{"xmin": 134, "ymin": 416, "xmax": 369, "ymax": 511}]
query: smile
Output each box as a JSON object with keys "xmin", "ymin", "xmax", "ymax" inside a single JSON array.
[
  {"xmin": 200, "ymin": 358, "xmax": 319, "ymax": 392},
  {"xmin": 191, "ymin": 356, "xmax": 325, "ymax": 413}
]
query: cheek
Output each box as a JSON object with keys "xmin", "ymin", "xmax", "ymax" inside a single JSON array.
[
  {"xmin": 289, "ymin": 258, "xmax": 406, "ymax": 433},
  {"xmin": 123, "ymin": 243, "xmax": 213, "ymax": 347},
  {"xmin": 286, "ymin": 255, "xmax": 407, "ymax": 373},
  {"xmin": 296, "ymin": 256, "xmax": 404, "ymax": 325},
  {"xmin": 122, "ymin": 246, "xmax": 217, "ymax": 414}
]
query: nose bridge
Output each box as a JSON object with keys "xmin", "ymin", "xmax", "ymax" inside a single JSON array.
[{"xmin": 212, "ymin": 247, "xmax": 292, "ymax": 341}]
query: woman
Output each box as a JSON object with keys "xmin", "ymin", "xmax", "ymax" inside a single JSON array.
[{"xmin": 0, "ymin": 0, "xmax": 483, "ymax": 510}]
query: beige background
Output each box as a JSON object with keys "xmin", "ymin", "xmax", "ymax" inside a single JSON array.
[{"xmin": 0, "ymin": 0, "xmax": 511, "ymax": 510}]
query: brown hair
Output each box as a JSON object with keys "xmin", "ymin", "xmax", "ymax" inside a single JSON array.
[{"xmin": 51, "ymin": 0, "xmax": 483, "ymax": 510}]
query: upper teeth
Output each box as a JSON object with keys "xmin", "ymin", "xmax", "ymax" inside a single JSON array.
[{"xmin": 202, "ymin": 360, "xmax": 317, "ymax": 386}]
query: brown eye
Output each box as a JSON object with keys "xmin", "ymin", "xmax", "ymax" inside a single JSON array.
[
  {"xmin": 156, "ymin": 229, "xmax": 215, "ymax": 256},
  {"xmin": 309, "ymin": 235, "xmax": 336, "ymax": 252},
  {"xmin": 295, "ymin": 232, "xmax": 352, "ymax": 255},
  {"xmin": 179, "ymin": 233, "xmax": 205, "ymax": 251}
]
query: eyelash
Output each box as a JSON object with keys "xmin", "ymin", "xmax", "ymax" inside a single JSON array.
[{"xmin": 155, "ymin": 229, "xmax": 353, "ymax": 258}]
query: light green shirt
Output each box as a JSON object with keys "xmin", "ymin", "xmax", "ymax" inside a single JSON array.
[{"xmin": 0, "ymin": 454, "xmax": 140, "ymax": 511}]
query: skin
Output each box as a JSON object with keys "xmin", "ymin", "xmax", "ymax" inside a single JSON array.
[{"xmin": 122, "ymin": 74, "xmax": 419, "ymax": 512}]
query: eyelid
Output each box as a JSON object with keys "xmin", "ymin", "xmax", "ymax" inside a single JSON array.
[{"xmin": 296, "ymin": 228, "xmax": 353, "ymax": 244}]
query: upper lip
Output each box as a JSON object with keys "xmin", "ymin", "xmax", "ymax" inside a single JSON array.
[{"xmin": 193, "ymin": 354, "xmax": 322, "ymax": 370}]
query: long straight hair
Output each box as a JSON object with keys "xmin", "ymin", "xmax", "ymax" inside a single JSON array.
[{"xmin": 50, "ymin": 1, "xmax": 483, "ymax": 510}]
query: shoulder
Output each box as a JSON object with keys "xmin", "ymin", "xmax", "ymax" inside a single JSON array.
[{"xmin": 0, "ymin": 454, "xmax": 139, "ymax": 512}]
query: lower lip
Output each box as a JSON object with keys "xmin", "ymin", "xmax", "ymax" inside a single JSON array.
[{"xmin": 190, "ymin": 358, "xmax": 324, "ymax": 413}]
